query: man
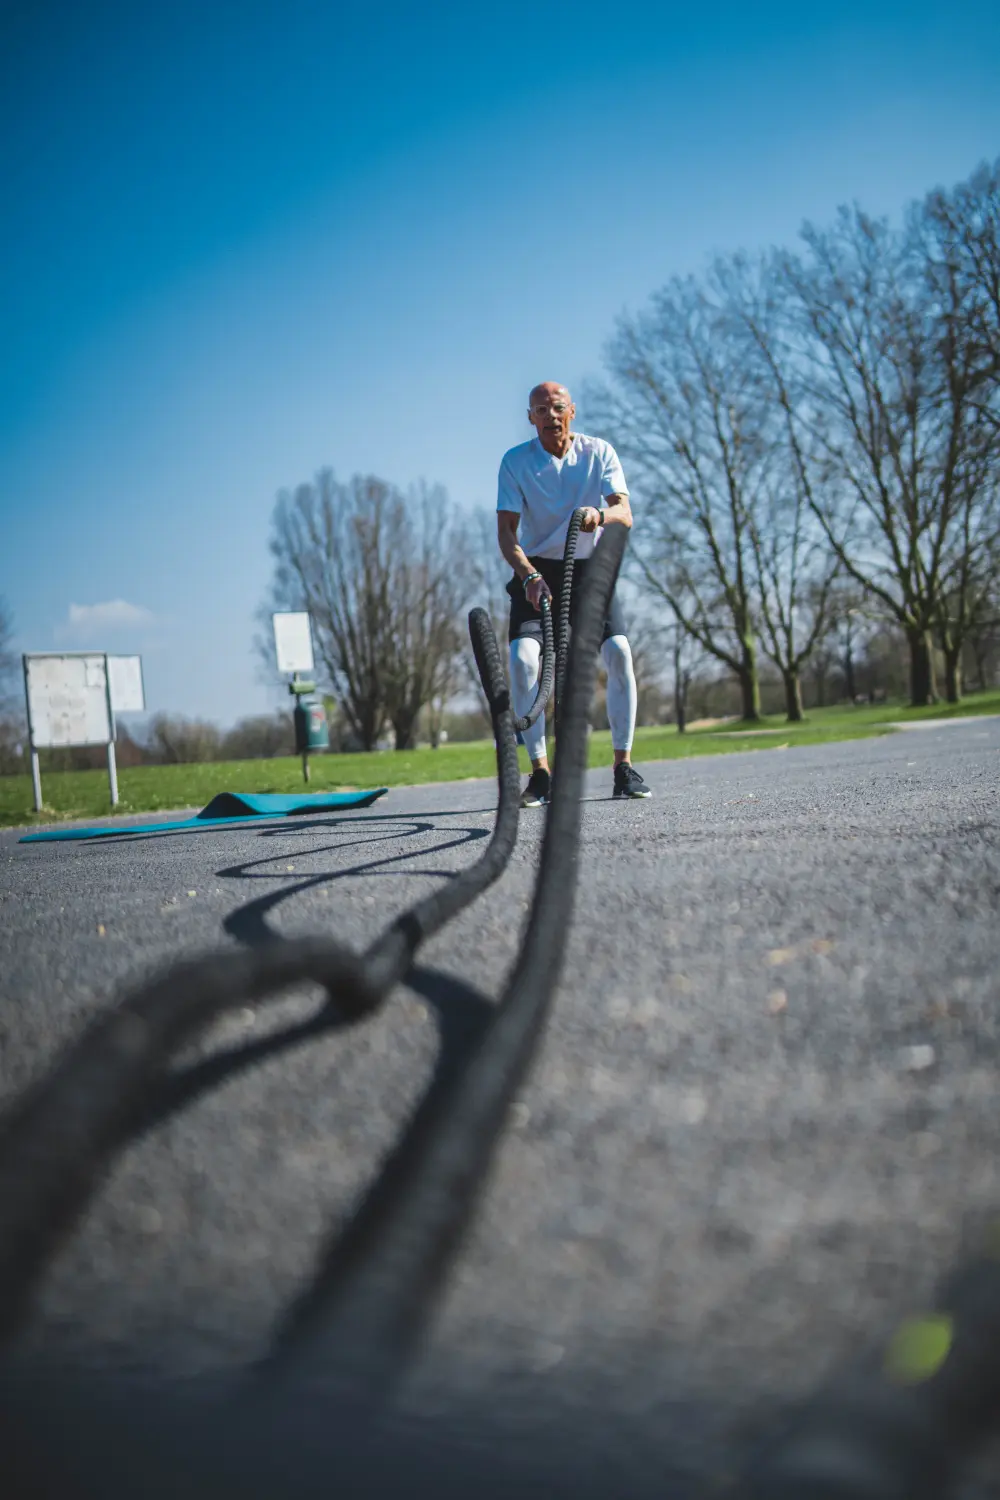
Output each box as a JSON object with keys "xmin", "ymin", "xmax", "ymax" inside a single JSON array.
[{"xmin": 497, "ymin": 381, "xmax": 651, "ymax": 807}]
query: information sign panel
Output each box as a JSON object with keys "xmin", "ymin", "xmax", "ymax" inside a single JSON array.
[
  {"xmin": 107, "ymin": 655, "xmax": 145, "ymax": 714},
  {"xmin": 25, "ymin": 654, "xmax": 112, "ymax": 748},
  {"xmin": 273, "ymin": 612, "xmax": 315, "ymax": 674}
]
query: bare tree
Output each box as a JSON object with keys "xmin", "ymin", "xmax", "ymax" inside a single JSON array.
[
  {"xmin": 220, "ymin": 712, "xmax": 294, "ymax": 761},
  {"xmin": 745, "ymin": 486, "xmax": 839, "ymax": 720},
  {"xmin": 589, "ymin": 162, "xmax": 997, "ymax": 714},
  {"xmin": 780, "ymin": 191, "xmax": 999, "ymax": 705},
  {"xmin": 145, "ymin": 714, "xmax": 223, "ymax": 763},
  {"xmin": 0, "ymin": 597, "xmax": 17, "ymax": 705},
  {"xmin": 964, "ymin": 553, "xmax": 1000, "ymax": 690},
  {"xmin": 265, "ymin": 471, "xmax": 475, "ymax": 751},
  {"xmin": 827, "ymin": 584, "xmax": 875, "ymax": 703},
  {"xmin": 631, "ymin": 628, "xmax": 673, "ymax": 726},
  {"xmin": 934, "ymin": 545, "xmax": 1000, "ymax": 702},
  {"xmin": 461, "ymin": 508, "xmax": 514, "ymax": 725},
  {"xmin": 592, "ymin": 272, "xmax": 764, "ymax": 720},
  {"xmin": 664, "ymin": 612, "xmax": 703, "ymax": 731},
  {"xmin": 268, "ymin": 473, "xmax": 391, "ymax": 750},
  {"xmin": 624, "ymin": 597, "xmax": 693, "ymax": 728},
  {"xmin": 381, "ymin": 485, "xmax": 476, "ymax": 751},
  {"xmin": 918, "ymin": 163, "xmax": 1000, "ymax": 699},
  {"xmin": 593, "ymin": 255, "xmax": 839, "ymax": 723},
  {"xmin": 924, "ymin": 158, "xmax": 1000, "ymax": 404},
  {"xmin": 0, "ymin": 597, "xmax": 26, "ymax": 773},
  {"xmin": 718, "ymin": 256, "xmax": 842, "ymax": 720}
]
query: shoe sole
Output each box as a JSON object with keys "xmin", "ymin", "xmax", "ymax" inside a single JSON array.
[
  {"xmin": 520, "ymin": 798, "xmax": 549, "ymax": 808},
  {"xmin": 613, "ymin": 788, "xmax": 652, "ymax": 799}
]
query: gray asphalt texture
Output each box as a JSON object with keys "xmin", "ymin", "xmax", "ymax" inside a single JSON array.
[{"xmin": 2, "ymin": 719, "xmax": 1000, "ymax": 1491}]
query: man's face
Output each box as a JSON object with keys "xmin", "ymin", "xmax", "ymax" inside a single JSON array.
[{"xmin": 528, "ymin": 384, "xmax": 575, "ymax": 453}]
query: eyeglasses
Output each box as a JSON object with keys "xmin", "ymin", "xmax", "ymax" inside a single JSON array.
[{"xmin": 530, "ymin": 402, "xmax": 570, "ymax": 416}]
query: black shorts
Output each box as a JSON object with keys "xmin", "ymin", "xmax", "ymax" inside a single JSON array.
[{"xmin": 507, "ymin": 555, "xmax": 628, "ymax": 646}]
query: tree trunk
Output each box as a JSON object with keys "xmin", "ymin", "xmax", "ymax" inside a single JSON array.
[
  {"xmin": 738, "ymin": 641, "xmax": 761, "ymax": 722},
  {"xmin": 354, "ymin": 703, "xmax": 382, "ymax": 751},
  {"xmin": 675, "ymin": 672, "xmax": 690, "ymax": 733},
  {"xmin": 943, "ymin": 648, "xmax": 962, "ymax": 704},
  {"xmin": 971, "ymin": 637, "xmax": 988, "ymax": 693},
  {"xmin": 843, "ymin": 643, "xmax": 856, "ymax": 703},
  {"xmin": 392, "ymin": 711, "xmax": 419, "ymax": 751},
  {"xmin": 906, "ymin": 627, "xmax": 936, "ymax": 707},
  {"xmin": 783, "ymin": 670, "xmax": 804, "ymax": 722},
  {"xmin": 673, "ymin": 632, "xmax": 687, "ymax": 733}
]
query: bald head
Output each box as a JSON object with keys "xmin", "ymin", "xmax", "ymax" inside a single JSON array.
[
  {"xmin": 528, "ymin": 382, "xmax": 576, "ymax": 457},
  {"xmin": 528, "ymin": 381, "xmax": 572, "ymax": 409}
]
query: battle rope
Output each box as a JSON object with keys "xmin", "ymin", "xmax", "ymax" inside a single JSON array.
[
  {"xmin": 555, "ymin": 505, "xmax": 584, "ymax": 731},
  {"xmin": 511, "ymin": 595, "xmax": 554, "ymax": 735},
  {"xmin": 2, "ymin": 511, "xmax": 999, "ymax": 1496},
  {"xmin": 0, "ymin": 524, "xmax": 627, "ymax": 1410},
  {"xmin": 0, "ymin": 604, "xmax": 519, "ymax": 1348},
  {"xmin": 508, "ymin": 503, "xmax": 590, "ymax": 738}
]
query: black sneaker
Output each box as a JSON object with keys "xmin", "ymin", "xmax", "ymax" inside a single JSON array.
[
  {"xmin": 613, "ymin": 763, "xmax": 652, "ymax": 799},
  {"xmin": 520, "ymin": 767, "xmax": 551, "ymax": 808}
]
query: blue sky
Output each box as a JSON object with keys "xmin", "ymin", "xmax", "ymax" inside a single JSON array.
[{"xmin": 2, "ymin": 0, "xmax": 998, "ymax": 726}]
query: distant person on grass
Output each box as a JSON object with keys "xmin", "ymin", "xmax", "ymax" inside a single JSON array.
[{"xmin": 497, "ymin": 381, "xmax": 651, "ymax": 808}]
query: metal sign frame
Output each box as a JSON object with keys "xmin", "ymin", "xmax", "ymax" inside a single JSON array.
[{"xmin": 22, "ymin": 652, "xmax": 145, "ymax": 815}]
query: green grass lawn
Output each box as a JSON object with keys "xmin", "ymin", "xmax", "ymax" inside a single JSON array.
[
  {"xmin": 693, "ymin": 687, "xmax": 1000, "ymax": 736},
  {"xmin": 3, "ymin": 689, "xmax": 998, "ymax": 829}
]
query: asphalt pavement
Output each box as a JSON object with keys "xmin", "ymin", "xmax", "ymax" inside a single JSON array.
[{"xmin": 2, "ymin": 719, "xmax": 999, "ymax": 1494}]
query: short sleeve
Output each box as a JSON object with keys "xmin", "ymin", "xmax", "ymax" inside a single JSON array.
[
  {"xmin": 599, "ymin": 442, "xmax": 628, "ymax": 498},
  {"xmin": 497, "ymin": 454, "xmax": 523, "ymax": 514}
]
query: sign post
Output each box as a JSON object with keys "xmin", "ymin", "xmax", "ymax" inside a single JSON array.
[
  {"xmin": 23, "ymin": 653, "xmax": 145, "ymax": 814},
  {"xmin": 272, "ymin": 613, "xmax": 329, "ymax": 783},
  {"xmin": 105, "ymin": 668, "xmax": 119, "ymax": 808},
  {"xmin": 23, "ymin": 658, "xmax": 43, "ymax": 813}
]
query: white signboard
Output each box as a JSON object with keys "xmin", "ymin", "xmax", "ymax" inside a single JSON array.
[
  {"xmin": 108, "ymin": 654, "xmax": 145, "ymax": 714},
  {"xmin": 273, "ymin": 611, "xmax": 314, "ymax": 674},
  {"xmin": 25, "ymin": 654, "xmax": 112, "ymax": 749}
]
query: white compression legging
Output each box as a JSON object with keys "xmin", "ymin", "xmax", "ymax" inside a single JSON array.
[{"xmin": 509, "ymin": 634, "xmax": 637, "ymax": 764}]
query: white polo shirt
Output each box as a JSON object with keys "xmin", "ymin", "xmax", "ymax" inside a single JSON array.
[{"xmin": 496, "ymin": 432, "xmax": 628, "ymax": 560}]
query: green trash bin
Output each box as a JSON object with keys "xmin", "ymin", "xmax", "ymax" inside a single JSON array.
[{"xmin": 293, "ymin": 695, "xmax": 330, "ymax": 754}]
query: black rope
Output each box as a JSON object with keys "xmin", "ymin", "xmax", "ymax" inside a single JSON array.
[
  {"xmin": 0, "ymin": 598, "xmax": 523, "ymax": 1347},
  {"xmin": 555, "ymin": 507, "xmax": 583, "ymax": 733},
  {"xmin": 0, "ymin": 521, "xmax": 624, "ymax": 1370},
  {"xmin": 259, "ymin": 526, "xmax": 627, "ymax": 1401},
  {"xmin": 3, "ymin": 511, "xmax": 1000, "ymax": 1496},
  {"xmin": 511, "ymin": 593, "xmax": 554, "ymax": 734},
  {"xmin": 509, "ymin": 502, "xmax": 588, "ymax": 739}
]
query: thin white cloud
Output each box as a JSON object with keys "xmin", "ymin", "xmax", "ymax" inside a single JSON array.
[{"xmin": 59, "ymin": 600, "xmax": 157, "ymax": 639}]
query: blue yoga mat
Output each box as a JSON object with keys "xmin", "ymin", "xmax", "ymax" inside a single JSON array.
[{"xmin": 19, "ymin": 788, "xmax": 390, "ymax": 843}]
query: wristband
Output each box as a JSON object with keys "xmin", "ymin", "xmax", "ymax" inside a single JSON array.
[
  {"xmin": 523, "ymin": 571, "xmax": 541, "ymax": 585},
  {"xmin": 598, "ymin": 508, "xmax": 608, "ymax": 526}
]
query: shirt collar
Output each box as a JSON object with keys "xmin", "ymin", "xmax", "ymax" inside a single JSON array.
[{"xmin": 533, "ymin": 433, "xmax": 576, "ymax": 461}]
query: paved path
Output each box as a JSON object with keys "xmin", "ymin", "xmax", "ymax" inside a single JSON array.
[{"xmin": 2, "ymin": 719, "xmax": 999, "ymax": 1491}]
